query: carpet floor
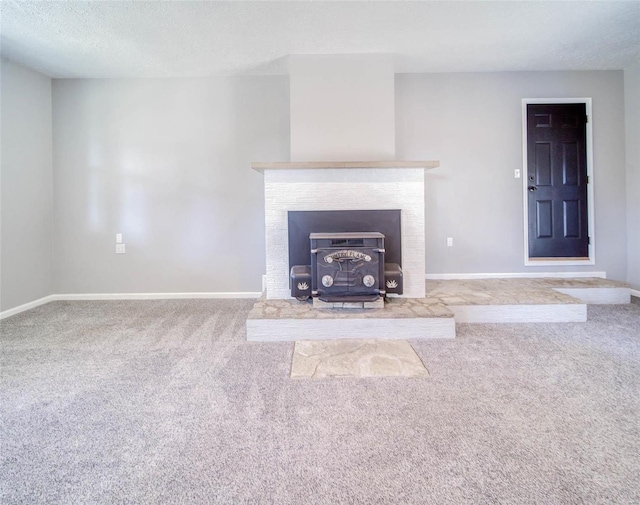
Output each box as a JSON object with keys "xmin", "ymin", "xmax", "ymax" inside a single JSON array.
[{"xmin": 1, "ymin": 298, "xmax": 639, "ymax": 504}]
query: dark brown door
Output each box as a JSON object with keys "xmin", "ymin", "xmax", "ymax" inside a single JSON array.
[{"xmin": 527, "ymin": 103, "xmax": 589, "ymax": 258}]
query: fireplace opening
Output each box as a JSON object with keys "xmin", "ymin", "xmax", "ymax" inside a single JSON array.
[{"xmin": 287, "ymin": 210, "xmax": 403, "ymax": 303}]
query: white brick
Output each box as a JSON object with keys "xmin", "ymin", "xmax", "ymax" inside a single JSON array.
[{"xmin": 263, "ymin": 167, "xmax": 426, "ymax": 299}]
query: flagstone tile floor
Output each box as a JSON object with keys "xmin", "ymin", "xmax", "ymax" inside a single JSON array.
[
  {"xmin": 290, "ymin": 338, "xmax": 429, "ymax": 379},
  {"xmin": 424, "ymin": 277, "xmax": 628, "ymax": 306},
  {"xmin": 249, "ymin": 277, "xmax": 629, "ymax": 321},
  {"xmin": 248, "ymin": 295, "xmax": 453, "ymax": 320}
]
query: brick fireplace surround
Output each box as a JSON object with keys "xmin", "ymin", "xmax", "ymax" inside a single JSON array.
[{"xmin": 253, "ymin": 161, "xmax": 439, "ymax": 300}]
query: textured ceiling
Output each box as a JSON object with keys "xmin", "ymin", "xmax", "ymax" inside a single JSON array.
[{"xmin": 1, "ymin": 1, "xmax": 638, "ymax": 78}]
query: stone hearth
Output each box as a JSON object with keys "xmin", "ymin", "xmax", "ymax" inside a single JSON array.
[
  {"xmin": 245, "ymin": 277, "xmax": 631, "ymax": 341},
  {"xmin": 247, "ymin": 295, "xmax": 455, "ymax": 342}
]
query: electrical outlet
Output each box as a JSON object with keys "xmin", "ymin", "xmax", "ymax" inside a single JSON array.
[
  {"xmin": 447, "ymin": 237, "xmax": 453, "ymax": 247},
  {"xmin": 116, "ymin": 244, "xmax": 126, "ymax": 254},
  {"xmin": 116, "ymin": 233, "xmax": 123, "ymax": 243},
  {"xmin": 514, "ymin": 169, "xmax": 521, "ymax": 178}
]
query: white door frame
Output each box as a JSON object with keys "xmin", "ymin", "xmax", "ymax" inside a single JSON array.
[{"xmin": 521, "ymin": 98, "xmax": 595, "ymax": 266}]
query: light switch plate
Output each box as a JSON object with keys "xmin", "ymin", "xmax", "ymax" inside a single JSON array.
[
  {"xmin": 514, "ymin": 169, "xmax": 521, "ymax": 178},
  {"xmin": 116, "ymin": 233, "xmax": 123, "ymax": 243},
  {"xmin": 116, "ymin": 244, "xmax": 126, "ymax": 254}
]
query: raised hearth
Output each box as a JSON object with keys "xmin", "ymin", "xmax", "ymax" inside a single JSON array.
[
  {"xmin": 247, "ymin": 295, "xmax": 455, "ymax": 342},
  {"xmin": 245, "ymin": 277, "xmax": 631, "ymax": 341}
]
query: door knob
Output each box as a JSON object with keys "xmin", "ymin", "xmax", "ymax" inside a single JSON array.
[{"xmin": 528, "ymin": 186, "xmax": 538, "ymax": 192}]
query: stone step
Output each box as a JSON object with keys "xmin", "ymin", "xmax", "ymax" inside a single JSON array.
[
  {"xmin": 425, "ymin": 277, "xmax": 629, "ymax": 323},
  {"xmin": 246, "ymin": 296, "xmax": 455, "ymax": 342},
  {"xmin": 446, "ymin": 303, "xmax": 587, "ymax": 324}
]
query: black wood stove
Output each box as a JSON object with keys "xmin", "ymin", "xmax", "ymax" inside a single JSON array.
[
  {"xmin": 290, "ymin": 231, "xmax": 403, "ymax": 302},
  {"xmin": 311, "ymin": 232, "xmax": 384, "ymax": 302}
]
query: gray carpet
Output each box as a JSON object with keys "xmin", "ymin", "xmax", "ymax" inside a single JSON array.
[{"xmin": 1, "ymin": 298, "xmax": 639, "ymax": 504}]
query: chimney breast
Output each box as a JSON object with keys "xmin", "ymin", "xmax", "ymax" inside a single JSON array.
[{"xmin": 289, "ymin": 55, "xmax": 395, "ymax": 162}]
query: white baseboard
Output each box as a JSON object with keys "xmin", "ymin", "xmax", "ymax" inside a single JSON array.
[
  {"xmin": 0, "ymin": 291, "xmax": 262, "ymax": 320},
  {"xmin": 0, "ymin": 295, "xmax": 57, "ymax": 320},
  {"xmin": 56, "ymin": 292, "xmax": 262, "ymax": 301},
  {"xmin": 631, "ymin": 289, "xmax": 640, "ymax": 298},
  {"xmin": 425, "ymin": 272, "xmax": 607, "ymax": 280}
]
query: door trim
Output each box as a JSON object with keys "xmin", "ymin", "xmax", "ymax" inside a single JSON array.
[{"xmin": 521, "ymin": 98, "xmax": 595, "ymax": 266}]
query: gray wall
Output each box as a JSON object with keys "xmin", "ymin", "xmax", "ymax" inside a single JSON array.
[
  {"xmin": 52, "ymin": 77, "xmax": 289, "ymax": 294},
  {"xmin": 1, "ymin": 59, "xmax": 53, "ymax": 311},
  {"xmin": 396, "ymin": 71, "xmax": 628, "ymax": 282},
  {"xmin": 624, "ymin": 64, "xmax": 640, "ymax": 290},
  {"xmin": 9, "ymin": 70, "xmax": 627, "ymax": 300}
]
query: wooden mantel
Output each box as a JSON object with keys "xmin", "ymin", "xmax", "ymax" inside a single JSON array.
[{"xmin": 251, "ymin": 160, "xmax": 440, "ymax": 172}]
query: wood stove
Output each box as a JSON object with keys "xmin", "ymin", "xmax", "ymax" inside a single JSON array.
[
  {"xmin": 311, "ymin": 232, "xmax": 385, "ymax": 302},
  {"xmin": 288, "ymin": 211, "xmax": 404, "ymax": 303}
]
